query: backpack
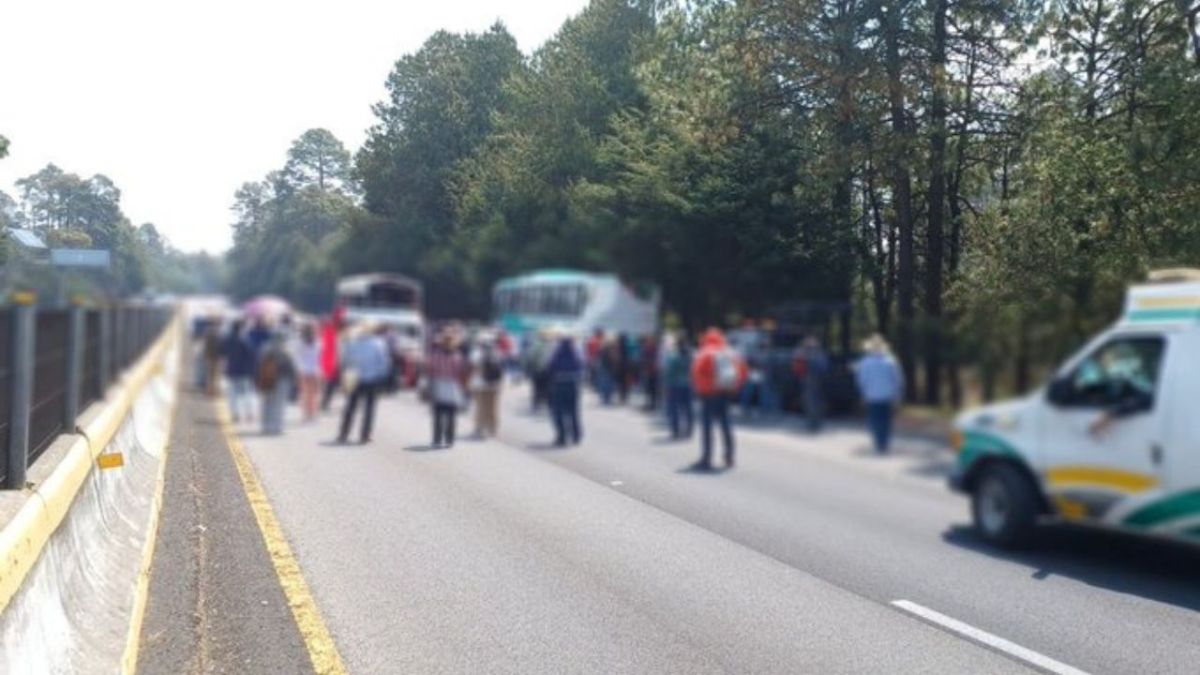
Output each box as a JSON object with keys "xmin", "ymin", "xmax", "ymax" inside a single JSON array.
[
  {"xmin": 714, "ymin": 349, "xmax": 740, "ymax": 392},
  {"xmin": 482, "ymin": 356, "xmax": 503, "ymax": 384},
  {"xmin": 256, "ymin": 352, "xmax": 280, "ymax": 392},
  {"xmin": 792, "ymin": 355, "xmax": 809, "ymax": 380}
]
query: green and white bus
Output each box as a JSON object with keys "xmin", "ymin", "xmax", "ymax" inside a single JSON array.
[{"xmin": 492, "ymin": 269, "xmax": 659, "ymax": 338}]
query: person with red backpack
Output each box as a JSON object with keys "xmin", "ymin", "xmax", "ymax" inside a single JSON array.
[{"xmin": 690, "ymin": 328, "xmax": 748, "ymax": 471}]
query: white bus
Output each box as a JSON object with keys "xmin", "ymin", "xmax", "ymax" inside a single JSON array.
[
  {"xmin": 492, "ymin": 269, "xmax": 659, "ymax": 338},
  {"xmin": 336, "ymin": 273, "xmax": 425, "ymax": 346}
]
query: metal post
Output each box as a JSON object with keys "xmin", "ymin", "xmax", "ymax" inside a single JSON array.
[
  {"xmin": 6, "ymin": 291, "xmax": 36, "ymax": 489},
  {"xmin": 99, "ymin": 306, "xmax": 112, "ymax": 391},
  {"xmin": 63, "ymin": 300, "xmax": 85, "ymax": 430}
]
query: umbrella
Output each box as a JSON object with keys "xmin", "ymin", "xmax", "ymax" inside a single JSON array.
[{"xmin": 242, "ymin": 295, "xmax": 292, "ymax": 320}]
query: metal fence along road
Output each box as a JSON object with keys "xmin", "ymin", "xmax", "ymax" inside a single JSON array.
[{"xmin": 0, "ymin": 297, "xmax": 173, "ymax": 488}]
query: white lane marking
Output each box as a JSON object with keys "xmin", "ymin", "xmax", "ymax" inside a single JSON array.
[
  {"xmin": 610, "ymin": 480, "xmax": 624, "ymax": 487},
  {"xmin": 891, "ymin": 600, "xmax": 1091, "ymax": 675}
]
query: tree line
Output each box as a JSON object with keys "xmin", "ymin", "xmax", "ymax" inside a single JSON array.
[
  {"xmin": 1, "ymin": 160, "xmax": 222, "ymax": 298},
  {"xmin": 225, "ymin": 0, "xmax": 1200, "ymax": 405}
]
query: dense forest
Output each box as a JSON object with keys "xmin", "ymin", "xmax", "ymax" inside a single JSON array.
[{"xmin": 224, "ymin": 0, "xmax": 1200, "ymax": 405}]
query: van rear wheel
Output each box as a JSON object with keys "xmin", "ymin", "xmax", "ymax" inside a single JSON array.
[{"xmin": 972, "ymin": 464, "xmax": 1038, "ymax": 548}]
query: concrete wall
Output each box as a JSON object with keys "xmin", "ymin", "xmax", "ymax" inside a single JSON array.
[{"xmin": 0, "ymin": 316, "xmax": 180, "ymax": 675}]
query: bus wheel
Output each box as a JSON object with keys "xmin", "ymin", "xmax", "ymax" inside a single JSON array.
[{"xmin": 972, "ymin": 464, "xmax": 1038, "ymax": 548}]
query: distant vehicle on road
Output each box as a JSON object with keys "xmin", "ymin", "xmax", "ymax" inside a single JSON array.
[
  {"xmin": 951, "ymin": 269, "xmax": 1200, "ymax": 548},
  {"xmin": 337, "ymin": 273, "xmax": 425, "ymax": 386},
  {"xmin": 492, "ymin": 269, "xmax": 659, "ymax": 338}
]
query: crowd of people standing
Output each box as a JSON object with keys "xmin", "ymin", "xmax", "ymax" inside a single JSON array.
[{"xmin": 194, "ymin": 308, "xmax": 906, "ymax": 466}]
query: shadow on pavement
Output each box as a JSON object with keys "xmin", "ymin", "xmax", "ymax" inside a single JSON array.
[
  {"xmin": 526, "ymin": 442, "xmax": 570, "ymax": 451},
  {"xmin": 676, "ymin": 463, "xmax": 730, "ymax": 476},
  {"xmin": 943, "ymin": 524, "xmax": 1200, "ymax": 613},
  {"xmin": 404, "ymin": 444, "xmax": 448, "ymax": 452}
]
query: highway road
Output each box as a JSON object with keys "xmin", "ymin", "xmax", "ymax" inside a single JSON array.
[{"xmin": 146, "ymin": 384, "xmax": 1200, "ymax": 674}]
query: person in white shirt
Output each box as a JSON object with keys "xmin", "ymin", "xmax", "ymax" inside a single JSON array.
[{"xmin": 294, "ymin": 323, "xmax": 322, "ymax": 421}]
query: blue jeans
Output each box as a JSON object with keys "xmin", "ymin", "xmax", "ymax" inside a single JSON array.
[
  {"xmin": 803, "ymin": 379, "xmax": 824, "ymax": 432},
  {"xmin": 596, "ymin": 366, "xmax": 615, "ymax": 405},
  {"xmin": 700, "ymin": 395, "xmax": 734, "ymax": 466},
  {"xmin": 667, "ymin": 384, "xmax": 693, "ymax": 438},
  {"xmin": 867, "ymin": 402, "xmax": 894, "ymax": 453},
  {"xmin": 551, "ymin": 381, "xmax": 582, "ymax": 445}
]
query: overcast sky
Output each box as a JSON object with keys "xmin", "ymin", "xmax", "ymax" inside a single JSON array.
[{"xmin": 0, "ymin": 0, "xmax": 589, "ymax": 253}]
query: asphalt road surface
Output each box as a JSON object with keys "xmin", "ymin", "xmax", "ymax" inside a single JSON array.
[{"xmin": 153, "ymin": 383, "xmax": 1200, "ymax": 674}]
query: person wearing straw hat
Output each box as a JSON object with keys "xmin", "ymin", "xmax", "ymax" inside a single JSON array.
[
  {"xmin": 426, "ymin": 330, "xmax": 468, "ymax": 448},
  {"xmin": 855, "ymin": 333, "xmax": 903, "ymax": 453}
]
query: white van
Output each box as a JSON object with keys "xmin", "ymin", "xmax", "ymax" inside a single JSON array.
[{"xmin": 950, "ymin": 270, "xmax": 1200, "ymax": 547}]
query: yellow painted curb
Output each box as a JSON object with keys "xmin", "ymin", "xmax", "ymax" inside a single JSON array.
[{"xmin": 215, "ymin": 400, "xmax": 348, "ymax": 675}]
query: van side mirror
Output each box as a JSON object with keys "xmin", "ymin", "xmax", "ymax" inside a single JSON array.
[{"xmin": 1047, "ymin": 377, "xmax": 1073, "ymax": 407}]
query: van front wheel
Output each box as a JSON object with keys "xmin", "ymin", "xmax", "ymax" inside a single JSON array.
[{"xmin": 972, "ymin": 464, "xmax": 1038, "ymax": 547}]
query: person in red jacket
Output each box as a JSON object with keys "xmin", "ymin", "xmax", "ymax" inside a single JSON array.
[
  {"xmin": 690, "ymin": 328, "xmax": 748, "ymax": 470},
  {"xmin": 319, "ymin": 315, "xmax": 342, "ymax": 412}
]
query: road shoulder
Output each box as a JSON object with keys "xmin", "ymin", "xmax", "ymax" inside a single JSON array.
[{"xmin": 137, "ymin": 390, "xmax": 313, "ymax": 675}]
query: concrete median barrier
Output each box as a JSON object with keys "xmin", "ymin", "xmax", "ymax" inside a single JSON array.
[{"xmin": 0, "ymin": 313, "xmax": 181, "ymax": 675}]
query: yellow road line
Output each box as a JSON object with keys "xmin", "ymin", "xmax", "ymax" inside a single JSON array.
[
  {"xmin": 1046, "ymin": 466, "xmax": 1158, "ymax": 494},
  {"xmin": 215, "ymin": 400, "xmax": 348, "ymax": 675}
]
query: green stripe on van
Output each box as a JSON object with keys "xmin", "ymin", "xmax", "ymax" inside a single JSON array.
[
  {"xmin": 1123, "ymin": 490, "xmax": 1200, "ymax": 527},
  {"xmin": 957, "ymin": 431, "xmax": 1020, "ymax": 473},
  {"xmin": 1126, "ymin": 308, "xmax": 1200, "ymax": 323}
]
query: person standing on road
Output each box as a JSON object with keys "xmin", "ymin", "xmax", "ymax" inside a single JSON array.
[
  {"xmin": 691, "ymin": 328, "xmax": 747, "ymax": 470},
  {"xmin": 855, "ymin": 334, "xmax": 903, "ymax": 454},
  {"xmin": 524, "ymin": 330, "xmax": 553, "ymax": 412},
  {"xmin": 427, "ymin": 332, "xmax": 468, "ymax": 448},
  {"xmin": 614, "ymin": 332, "xmax": 633, "ymax": 404},
  {"xmin": 664, "ymin": 334, "xmax": 694, "ymax": 439},
  {"xmin": 202, "ymin": 320, "xmax": 223, "ymax": 397},
  {"xmin": 191, "ymin": 315, "xmax": 212, "ymax": 392},
  {"xmin": 256, "ymin": 335, "xmax": 296, "ymax": 436},
  {"xmin": 222, "ymin": 319, "xmax": 257, "ymax": 423},
  {"xmin": 795, "ymin": 336, "xmax": 831, "ymax": 432},
  {"xmin": 640, "ymin": 334, "xmax": 661, "ymax": 410},
  {"xmin": 546, "ymin": 333, "xmax": 584, "ymax": 446},
  {"xmin": 596, "ymin": 335, "xmax": 618, "ymax": 405},
  {"xmin": 585, "ymin": 327, "xmax": 604, "ymax": 391},
  {"xmin": 294, "ymin": 324, "xmax": 322, "ymax": 422},
  {"xmin": 472, "ymin": 341, "xmax": 504, "ymax": 438},
  {"xmin": 319, "ymin": 315, "xmax": 342, "ymax": 411},
  {"xmin": 337, "ymin": 324, "xmax": 392, "ymax": 444}
]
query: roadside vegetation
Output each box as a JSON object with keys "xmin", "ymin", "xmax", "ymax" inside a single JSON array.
[{"xmin": 224, "ymin": 0, "xmax": 1200, "ymax": 404}]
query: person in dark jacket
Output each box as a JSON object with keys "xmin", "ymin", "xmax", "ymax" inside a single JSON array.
[
  {"xmin": 246, "ymin": 317, "xmax": 273, "ymax": 356},
  {"xmin": 546, "ymin": 334, "xmax": 584, "ymax": 446},
  {"xmin": 663, "ymin": 335, "xmax": 695, "ymax": 439},
  {"xmin": 222, "ymin": 320, "xmax": 257, "ymax": 422}
]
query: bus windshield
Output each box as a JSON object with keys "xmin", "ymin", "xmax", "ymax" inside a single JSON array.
[
  {"xmin": 495, "ymin": 283, "xmax": 588, "ymax": 317},
  {"xmin": 337, "ymin": 275, "xmax": 421, "ymax": 310}
]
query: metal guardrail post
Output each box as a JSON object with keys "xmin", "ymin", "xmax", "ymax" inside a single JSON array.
[
  {"xmin": 63, "ymin": 299, "xmax": 85, "ymax": 431},
  {"xmin": 6, "ymin": 292, "xmax": 36, "ymax": 490},
  {"xmin": 99, "ymin": 307, "xmax": 112, "ymax": 391}
]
